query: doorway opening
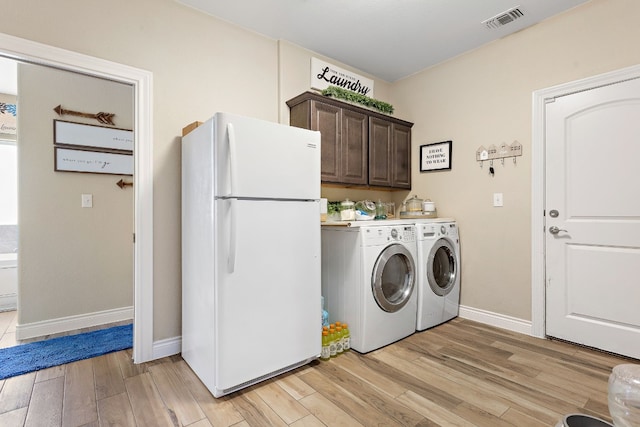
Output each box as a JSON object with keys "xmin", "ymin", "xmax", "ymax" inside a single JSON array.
[{"xmin": 0, "ymin": 33, "xmax": 154, "ymax": 363}]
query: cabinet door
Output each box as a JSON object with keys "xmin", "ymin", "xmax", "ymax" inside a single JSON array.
[
  {"xmin": 287, "ymin": 92, "xmax": 412, "ymax": 189},
  {"xmin": 341, "ymin": 109, "xmax": 368, "ymax": 185},
  {"xmin": 391, "ymin": 124, "xmax": 411, "ymax": 189},
  {"xmin": 368, "ymin": 117, "xmax": 392, "ymax": 187},
  {"xmin": 311, "ymin": 101, "xmax": 341, "ymax": 183}
]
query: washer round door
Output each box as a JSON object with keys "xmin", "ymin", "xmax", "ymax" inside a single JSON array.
[
  {"xmin": 427, "ymin": 238, "xmax": 457, "ymax": 297},
  {"xmin": 371, "ymin": 243, "xmax": 416, "ymax": 312}
]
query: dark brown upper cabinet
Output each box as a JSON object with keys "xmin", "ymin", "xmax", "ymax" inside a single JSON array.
[{"xmin": 287, "ymin": 91, "xmax": 412, "ymax": 189}]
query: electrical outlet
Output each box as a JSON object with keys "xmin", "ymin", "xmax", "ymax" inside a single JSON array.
[
  {"xmin": 81, "ymin": 194, "xmax": 93, "ymax": 208},
  {"xmin": 493, "ymin": 193, "xmax": 503, "ymax": 207}
]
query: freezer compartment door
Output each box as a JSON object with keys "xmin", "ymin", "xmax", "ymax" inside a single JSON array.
[
  {"xmin": 214, "ymin": 112, "xmax": 321, "ymax": 200},
  {"xmin": 214, "ymin": 198, "xmax": 321, "ymax": 391}
]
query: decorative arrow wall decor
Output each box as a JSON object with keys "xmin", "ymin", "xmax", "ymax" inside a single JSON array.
[
  {"xmin": 53, "ymin": 105, "xmax": 116, "ymax": 125},
  {"xmin": 116, "ymin": 178, "xmax": 133, "ymax": 189}
]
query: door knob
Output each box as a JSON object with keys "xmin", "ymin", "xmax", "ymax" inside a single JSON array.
[{"xmin": 548, "ymin": 226, "xmax": 567, "ymax": 235}]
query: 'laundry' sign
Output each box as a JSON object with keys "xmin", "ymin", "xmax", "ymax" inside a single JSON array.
[{"xmin": 311, "ymin": 58, "xmax": 374, "ymax": 97}]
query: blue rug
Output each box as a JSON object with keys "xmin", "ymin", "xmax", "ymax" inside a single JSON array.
[{"xmin": 0, "ymin": 324, "xmax": 133, "ymax": 380}]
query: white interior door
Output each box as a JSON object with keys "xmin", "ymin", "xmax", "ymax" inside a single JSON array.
[{"xmin": 545, "ymin": 77, "xmax": 640, "ymax": 358}]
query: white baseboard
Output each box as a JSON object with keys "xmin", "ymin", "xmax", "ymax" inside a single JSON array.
[
  {"xmin": 0, "ymin": 293, "xmax": 17, "ymax": 312},
  {"xmin": 459, "ymin": 305, "xmax": 533, "ymax": 336},
  {"xmin": 152, "ymin": 335, "xmax": 182, "ymax": 360},
  {"xmin": 144, "ymin": 306, "xmax": 534, "ymax": 364},
  {"xmin": 125, "ymin": 306, "xmax": 535, "ymax": 364},
  {"xmin": 16, "ymin": 306, "xmax": 134, "ymax": 341},
  {"xmin": 7, "ymin": 305, "xmax": 535, "ymax": 362},
  {"xmin": 13, "ymin": 303, "xmax": 181, "ymax": 361}
]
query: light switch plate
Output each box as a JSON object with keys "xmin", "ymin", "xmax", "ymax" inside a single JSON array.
[
  {"xmin": 81, "ymin": 194, "xmax": 93, "ymax": 208},
  {"xmin": 493, "ymin": 193, "xmax": 503, "ymax": 207}
]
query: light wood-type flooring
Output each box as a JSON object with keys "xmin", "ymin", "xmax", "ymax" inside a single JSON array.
[
  {"xmin": 0, "ymin": 318, "xmax": 635, "ymax": 427},
  {"xmin": 0, "ymin": 310, "xmax": 18, "ymax": 349}
]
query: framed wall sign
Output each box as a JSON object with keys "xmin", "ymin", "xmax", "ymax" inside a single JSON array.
[
  {"xmin": 54, "ymin": 120, "xmax": 133, "ymax": 151},
  {"xmin": 310, "ymin": 57, "xmax": 374, "ymax": 98},
  {"xmin": 420, "ymin": 140, "xmax": 452, "ymax": 172},
  {"xmin": 53, "ymin": 119, "xmax": 133, "ymax": 175},
  {"xmin": 54, "ymin": 147, "xmax": 133, "ymax": 175}
]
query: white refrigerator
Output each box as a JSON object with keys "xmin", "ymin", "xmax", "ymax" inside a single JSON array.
[{"xmin": 181, "ymin": 112, "xmax": 321, "ymax": 397}]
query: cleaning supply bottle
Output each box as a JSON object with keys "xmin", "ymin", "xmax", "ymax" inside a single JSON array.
[
  {"xmin": 335, "ymin": 326, "xmax": 344, "ymax": 355},
  {"xmin": 321, "ymin": 296, "xmax": 329, "ymax": 328},
  {"xmin": 320, "ymin": 330, "xmax": 331, "ymax": 361},
  {"xmin": 342, "ymin": 323, "xmax": 351, "ymax": 352},
  {"xmin": 329, "ymin": 328, "xmax": 337, "ymax": 358}
]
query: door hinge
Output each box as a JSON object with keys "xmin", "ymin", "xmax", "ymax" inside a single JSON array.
[{"xmin": 133, "ymin": 233, "xmax": 136, "ymax": 243}]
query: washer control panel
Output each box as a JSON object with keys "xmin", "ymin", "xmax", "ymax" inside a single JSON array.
[
  {"xmin": 390, "ymin": 226, "xmax": 415, "ymax": 242},
  {"xmin": 362, "ymin": 225, "xmax": 416, "ymax": 245}
]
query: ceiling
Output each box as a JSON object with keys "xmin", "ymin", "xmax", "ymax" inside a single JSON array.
[{"xmin": 177, "ymin": 0, "xmax": 590, "ymax": 82}]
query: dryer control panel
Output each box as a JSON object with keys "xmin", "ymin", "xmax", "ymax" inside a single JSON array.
[
  {"xmin": 442, "ymin": 223, "xmax": 459, "ymax": 239},
  {"xmin": 417, "ymin": 222, "xmax": 458, "ymax": 241}
]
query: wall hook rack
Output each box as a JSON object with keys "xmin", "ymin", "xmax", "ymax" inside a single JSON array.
[{"xmin": 476, "ymin": 140, "xmax": 522, "ymax": 169}]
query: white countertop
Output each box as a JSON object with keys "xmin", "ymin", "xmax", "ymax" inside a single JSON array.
[{"xmin": 321, "ymin": 217, "xmax": 454, "ymax": 227}]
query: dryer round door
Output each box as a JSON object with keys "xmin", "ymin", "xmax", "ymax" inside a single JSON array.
[
  {"xmin": 371, "ymin": 243, "xmax": 416, "ymax": 312},
  {"xmin": 427, "ymin": 238, "xmax": 457, "ymax": 297}
]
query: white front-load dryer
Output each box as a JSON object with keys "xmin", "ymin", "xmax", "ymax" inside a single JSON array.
[
  {"xmin": 321, "ymin": 224, "xmax": 418, "ymax": 353},
  {"xmin": 415, "ymin": 221, "xmax": 460, "ymax": 331}
]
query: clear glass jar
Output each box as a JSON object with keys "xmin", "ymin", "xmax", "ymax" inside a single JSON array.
[
  {"xmin": 385, "ymin": 202, "xmax": 395, "ymax": 219},
  {"xmin": 355, "ymin": 200, "xmax": 376, "ymax": 217},
  {"xmin": 406, "ymin": 195, "xmax": 423, "ymax": 212},
  {"xmin": 608, "ymin": 363, "xmax": 640, "ymax": 427},
  {"xmin": 339, "ymin": 199, "xmax": 355, "ymax": 221},
  {"xmin": 375, "ymin": 200, "xmax": 386, "ymax": 220}
]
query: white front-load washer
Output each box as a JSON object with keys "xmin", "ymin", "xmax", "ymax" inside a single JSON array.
[
  {"xmin": 321, "ymin": 223, "xmax": 418, "ymax": 353},
  {"xmin": 415, "ymin": 220, "xmax": 460, "ymax": 331}
]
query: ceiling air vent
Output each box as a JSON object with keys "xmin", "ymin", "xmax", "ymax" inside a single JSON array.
[{"xmin": 482, "ymin": 6, "xmax": 524, "ymax": 29}]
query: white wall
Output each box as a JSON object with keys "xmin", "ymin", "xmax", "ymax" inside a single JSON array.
[
  {"xmin": 18, "ymin": 64, "xmax": 133, "ymax": 329},
  {"xmin": 392, "ymin": 0, "xmax": 640, "ymax": 321},
  {"xmin": 0, "ymin": 57, "xmax": 17, "ymax": 95},
  {"xmin": 0, "ymin": 1, "xmax": 401, "ymax": 342},
  {"xmin": 0, "ymin": 143, "xmax": 17, "ymax": 225},
  {"xmin": 1, "ymin": 0, "xmax": 637, "ymax": 345},
  {"xmin": 0, "ymin": 0, "xmax": 282, "ymax": 341}
]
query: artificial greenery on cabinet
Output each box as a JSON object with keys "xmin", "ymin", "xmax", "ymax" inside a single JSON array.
[{"xmin": 320, "ymin": 86, "xmax": 394, "ymax": 115}]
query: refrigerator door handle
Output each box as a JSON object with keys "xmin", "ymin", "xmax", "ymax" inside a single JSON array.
[
  {"xmin": 227, "ymin": 123, "xmax": 238, "ymax": 197},
  {"xmin": 228, "ymin": 198, "xmax": 237, "ymax": 273}
]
